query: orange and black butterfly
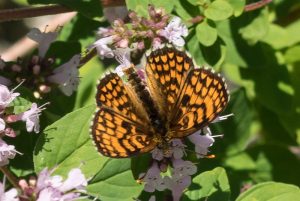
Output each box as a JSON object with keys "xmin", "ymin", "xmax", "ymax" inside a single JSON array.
[{"xmin": 91, "ymin": 45, "xmax": 229, "ymax": 158}]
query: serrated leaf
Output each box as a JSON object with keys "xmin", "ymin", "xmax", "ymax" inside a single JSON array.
[
  {"xmin": 204, "ymin": 0, "xmax": 234, "ymax": 21},
  {"xmin": 184, "ymin": 167, "xmax": 230, "ymax": 201},
  {"xmin": 196, "ymin": 20, "xmax": 218, "ymax": 46},
  {"xmin": 236, "ymin": 182, "xmax": 300, "ymax": 201}
]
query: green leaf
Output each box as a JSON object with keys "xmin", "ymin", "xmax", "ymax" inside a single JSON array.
[
  {"xmin": 126, "ymin": 0, "xmax": 149, "ymax": 17},
  {"xmin": 186, "ymin": 0, "xmax": 207, "ymax": 6},
  {"xmin": 239, "ymin": 9, "xmax": 269, "ymax": 45},
  {"xmin": 27, "ymin": 0, "xmax": 102, "ymax": 19},
  {"xmin": 236, "ymin": 182, "xmax": 300, "ymax": 201},
  {"xmin": 149, "ymin": 0, "xmax": 175, "ymax": 13},
  {"xmin": 34, "ymin": 105, "xmax": 142, "ymax": 200},
  {"xmin": 174, "ymin": 0, "xmax": 201, "ymax": 21},
  {"xmin": 228, "ymin": 0, "xmax": 246, "ymax": 17},
  {"xmin": 196, "ymin": 20, "xmax": 218, "ymax": 46},
  {"xmin": 284, "ymin": 45, "xmax": 300, "ymax": 64},
  {"xmin": 217, "ymin": 20, "xmax": 247, "ymax": 67},
  {"xmin": 126, "ymin": 0, "xmax": 175, "ymax": 17},
  {"xmin": 9, "ymin": 97, "xmax": 32, "ymax": 114},
  {"xmin": 187, "ymin": 31, "xmax": 206, "ymax": 66},
  {"xmin": 58, "ymin": 14, "xmax": 103, "ymax": 49},
  {"xmin": 74, "ymin": 57, "xmax": 105, "ymax": 109},
  {"xmin": 34, "ymin": 105, "xmax": 102, "ymax": 176},
  {"xmin": 87, "ymin": 159, "xmax": 143, "ymax": 201},
  {"xmin": 204, "ymin": 0, "xmax": 234, "ymax": 21},
  {"xmin": 224, "ymin": 152, "xmax": 256, "ymax": 171},
  {"xmin": 184, "ymin": 167, "xmax": 231, "ymax": 201}
]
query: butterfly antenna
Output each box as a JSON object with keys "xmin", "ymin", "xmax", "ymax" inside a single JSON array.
[{"xmin": 185, "ymin": 148, "xmax": 216, "ymax": 159}]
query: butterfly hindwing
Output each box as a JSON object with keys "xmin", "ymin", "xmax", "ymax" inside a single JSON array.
[
  {"xmin": 92, "ymin": 107, "xmax": 156, "ymax": 158},
  {"xmin": 92, "ymin": 73, "xmax": 156, "ymax": 158}
]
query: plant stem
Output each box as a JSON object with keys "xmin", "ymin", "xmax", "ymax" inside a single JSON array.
[
  {"xmin": 0, "ymin": 166, "xmax": 20, "ymax": 189},
  {"xmin": 79, "ymin": 48, "xmax": 97, "ymax": 67},
  {"xmin": 0, "ymin": 0, "xmax": 126, "ymax": 22},
  {"xmin": 0, "ymin": 5, "xmax": 72, "ymax": 22},
  {"xmin": 244, "ymin": 0, "xmax": 272, "ymax": 12}
]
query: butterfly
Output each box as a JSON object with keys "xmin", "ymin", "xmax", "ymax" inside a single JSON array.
[{"xmin": 91, "ymin": 45, "xmax": 229, "ymax": 158}]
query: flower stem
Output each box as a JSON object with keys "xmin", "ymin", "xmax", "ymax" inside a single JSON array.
[{"xmin": 0, "ymin": 166, "xmax": 20, "ymax": 189}]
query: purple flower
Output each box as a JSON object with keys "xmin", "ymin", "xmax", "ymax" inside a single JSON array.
[
  {"xmin": 0, "ymin": 84, "xmax": 19, "ymax": 111},
  {"xmin": 188, "ymin": 130, "xmax": 215, "ymax": 158},
  {"xmin": 142, "ymin": 161, "xmax": 165, "ymax": 192},
  {"xmin": 164, "ymin": 175, "xmax": 191, "ymax": 201},
  {"xmin": 27, "ymin": 28, "xmax": 58, "ymax": 58},
  {"xmin": 114, "ymin": 48, "xmax": 132, "ymax": 77},
  {"xmin": 20, "ymin": 103, "xmax": 48, "ymax": 133},
  {"xmin": 0, "ymin": 179, "xmax": 19, "ymax": 201},
  {"xmin": 92, "ymin": 36, "xmax": 115, "ymax": 59},
  {"xmin": 0, "ymin": 76, "xmax": 12, "ymax": 86},
  {"xmin": 35, "ymin": 167, "xmax": 88, "ymax": 201},
  {"xmin": 47, "ymin": 54, "xmax": 81, "ymax": 96},
  {"xmin": 0, "ymin": 138, "xmax": 18, "ymax": 166},
  {"xmin": 0, "ymin": 118, "xmax": 5, "ymax": 132},
  {"xmin": 158, "ymin": 16, "xmax": 188, "ymax": 47}
]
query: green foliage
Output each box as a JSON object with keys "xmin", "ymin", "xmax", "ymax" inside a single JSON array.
[
  {"xmin": 184, "ymin": 167, "xmax": 231, "ymax": 200},
  {"xmin": 236, "ymin": 182, "xmax": 300, "ymax": 201},
  {"xmin": 3, "ymin": 0, "xmax": 300, "ymax": 200},
  {"xmin": 204, "ymin": 0, "xmax": 234, "ymax": 21}
]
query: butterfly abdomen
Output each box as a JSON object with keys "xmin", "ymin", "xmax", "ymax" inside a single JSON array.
[{"xmin": 124, "ymin": 66, "xmax": 167, "ymax": 135}]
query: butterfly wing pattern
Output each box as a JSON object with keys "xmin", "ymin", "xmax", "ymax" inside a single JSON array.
[
  {"xmin": 145, "ymin": 47, "xmax": 229, "ymax": 138},
  {"xmin": 91, "ymin": 45, "xmax": 229, "ymax": 158},
  {"xmin": 91, "ymin": 73, "xmax": 157, "ymax": 158}
]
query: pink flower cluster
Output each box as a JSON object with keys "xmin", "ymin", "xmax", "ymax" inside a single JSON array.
[
  {"xmin": 0, "ymin": 84, "xmax": 46, "ymax": 166},
  {"xmin": 91, "ymin": 5, "xmax": 188, "ymax": 59},
  {"xmin": 0, "ymin": 167, "xmax": 88, "ymax": 201},
  {"xmin": 18, "ymin": 168, "xmax": 88, "ymax": 201},
  {"xmin": 0, "ymin": 28, "xmax": 81, "ymax": 97}
]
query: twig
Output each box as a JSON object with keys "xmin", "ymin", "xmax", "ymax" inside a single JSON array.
[
  {"xmin": 244, "ymin": 0, "xmax": 272, "ymax": 12},
  {"xmin": 79, "ymin": 48, "xmax": 97, "ymax": 67},
  {"xmin": 0, "ymin": 166, "xmax": 20, "ymax": 189},
  {"xmin": 0, "ymin": 5, "xmax": 72, "ymax": 22},
  {"xmin": 0, "ymin": 0, "xmax": 126, "ymax": 22}
]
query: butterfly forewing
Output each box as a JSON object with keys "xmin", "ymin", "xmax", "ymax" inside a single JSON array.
[
  {"xmin": 146, "ymin": 47, "xmax": 194, "ymax": 118},
  {"xmin": 145, "ymin": 46, "xmax": 229, "ymax": 139},
  {"xmin": 92, "ymin": 73, "xmax": 156, "ymax": 158}
]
